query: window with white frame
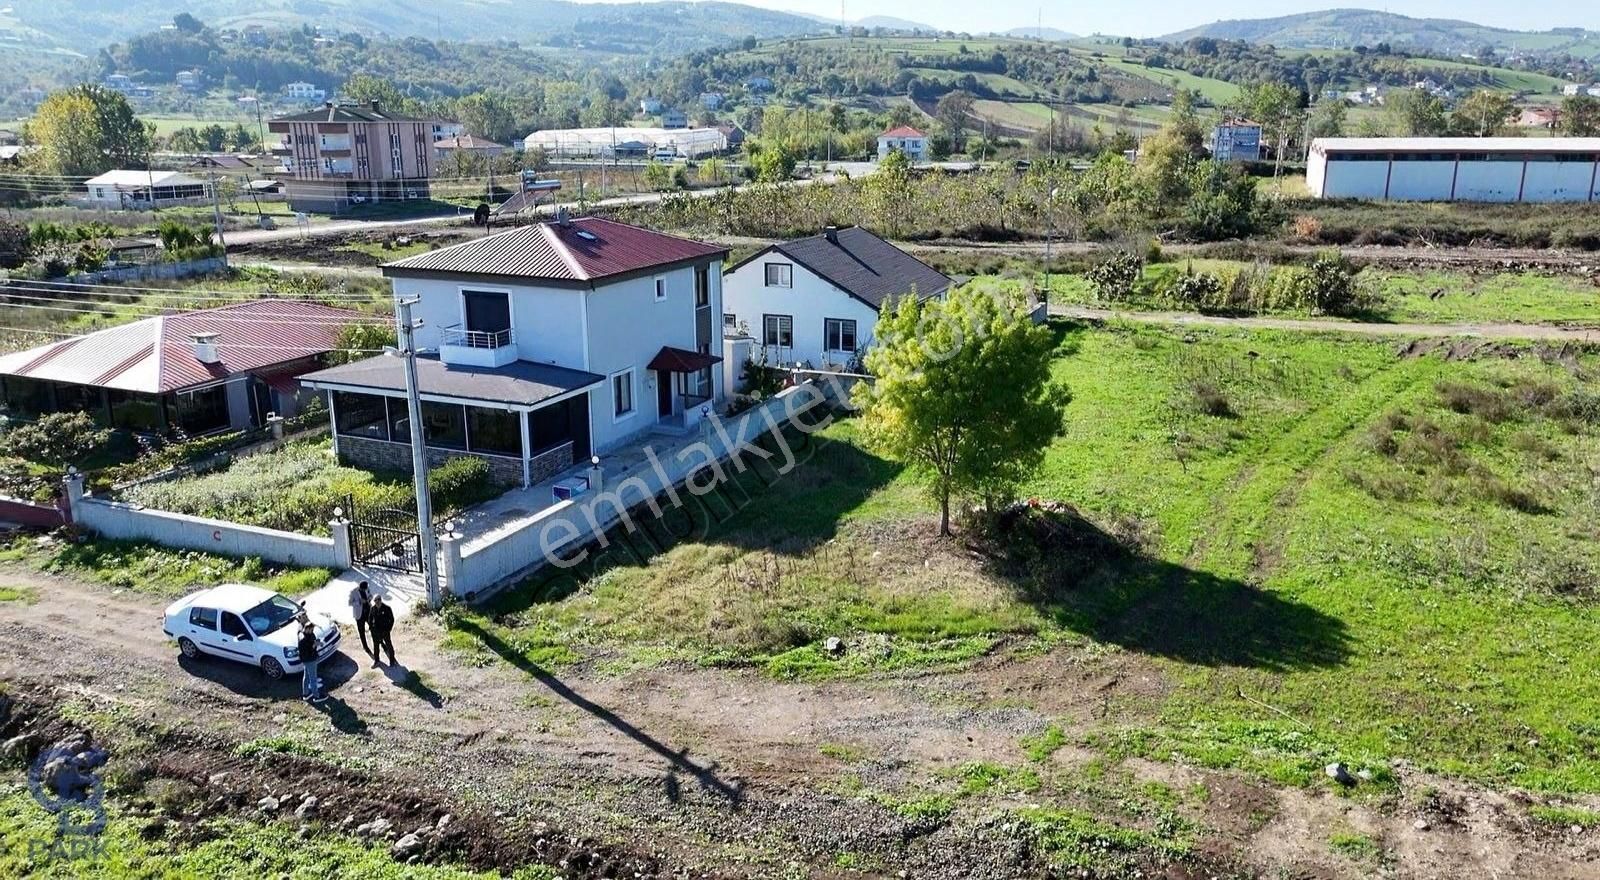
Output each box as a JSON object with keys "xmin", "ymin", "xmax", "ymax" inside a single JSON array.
[
  {"xmin": 723, "ymin": 312, "xmax": 737, "ymax": 329},
  {"xmin": 824, "ymin": 318, "xmax": 857, "ymax": 352},
  {"xmin": 654, "ymin": 277, "xmax": 667, "ymax": 301},
  {"xmin": 612, "ymin": 370, "xmax": 635, "ymax": 419},
  {"xmin": 764, "ymin": 263, "xmax": 792, "ymax": 288},
  {"xmin": 763, "ymin": 314, "xmax": 792, "ymax": 348}
]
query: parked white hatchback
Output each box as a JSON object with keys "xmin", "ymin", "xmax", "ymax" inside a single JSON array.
[{"xmin": 163, "ymin": 584, "xmax": 341, "ymax": 680}]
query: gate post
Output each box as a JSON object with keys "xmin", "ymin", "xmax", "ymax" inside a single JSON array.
[
  {"xmin": 438, "ymin": 530, "xmax": 463, "ymax": 599},
  {"xmin": 330, "ymin": 511, "xmax": 354, "ymax": 569}
]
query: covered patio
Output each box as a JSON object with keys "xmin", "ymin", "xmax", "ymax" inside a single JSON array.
[
  {"xmin": 647, "ymin": 345, "xmax": 721, "ymax": 431},
  {"xmin": 299, "ymin": 355, "xmax": 603, "ymax": 488}
]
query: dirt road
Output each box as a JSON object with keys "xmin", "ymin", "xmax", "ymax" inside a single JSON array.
[
  {"xmin": 1054, "ymin": 304, "xmax": 1600, "ymax": 341},
  {"xmin": 3, "ymin": 569, "xmax": 1595, "ymax": 878}
]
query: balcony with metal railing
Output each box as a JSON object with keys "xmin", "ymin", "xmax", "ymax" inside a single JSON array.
[{"xmin": 440, "ymin": 324, "xmax": 517, "ymax": 368}]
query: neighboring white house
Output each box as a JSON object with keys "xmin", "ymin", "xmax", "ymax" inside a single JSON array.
[
  {"xmin": 299, "ymin": 217, "xmax": 729, "ymax": 488},
  {"xmin": 661, "ymin": 108, "xmax": 688, "ymax": 129},
  {"xmin": 1308, "ymin": 137, "xmax": 1600, "ymax": 202},
  {"xmin": 877, "ymin": 125, "xmax": 928, "ymax": 161},
  {"xmin": 721, "ymin": 226, "xmax": 953, "ymax": 370},
  {"xmin": 639, "ymin": 97, "xmax": 663, "ymax": 114},
  {"xmin": 282, "ymin": 81, "xmax": 326, "ymax": 103},
  {"xmin": 82, "ymin": 170, "xmax": 213, "ymax": 208}
]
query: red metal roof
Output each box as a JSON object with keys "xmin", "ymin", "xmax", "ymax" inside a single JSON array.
[
  {"xmin": 0, "ymin": 299, "xmax": 369, "ymax": 394},
  {"xmin": 881, "ymin": 125, "xmax": 926, "ymax": 138},
  {"xmin": 383, "ymin": 217, "xmax": 727, "ymax": 284},
  {"xmin": 647, "ymin": 346, "xmax": 722, "ymax": 373}
]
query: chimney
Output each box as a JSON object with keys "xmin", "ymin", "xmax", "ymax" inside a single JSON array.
[
  {"xmin": 823, "ymin": 225, "xmax": 839, "ymax": 243},
  {"xmin": 189, "ymin": 332, "xmax": 220, "ymax": 365},
  {"xmin": 555, "ymin": 205, "xmax": 571, "ymax": 227},
  {"xmin": 370, "ymin": 99, "xmax": 381, "ymax": 112},
  {"xmin": 323, "ymin": 100, "xmax": 334, "ymax": 109}
]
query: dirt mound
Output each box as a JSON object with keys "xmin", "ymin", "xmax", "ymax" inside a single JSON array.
[{"xmin": 3, "ymin": 686, "xmax": 678, "ymax": 879}]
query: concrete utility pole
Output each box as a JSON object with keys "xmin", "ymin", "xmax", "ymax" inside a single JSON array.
[
  {"xmin": 395, "ymin": 298, "xmax": 442, "ymax": 609},
  {"xmin": 208, "ymin": 172, "xmax": 227, "ymax": 263}
]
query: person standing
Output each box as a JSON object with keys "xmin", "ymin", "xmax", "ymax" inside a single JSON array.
[
  {"xmin": 298, "ymin": 622, "xmax": 325, "ymax": 703},
  {"xmin": 369, "ymin": 595, "xmax": 397, "ymax": 667},
  {"xmin": 347, "ymin": 580, "xmax": 373, "ymax": 656}
]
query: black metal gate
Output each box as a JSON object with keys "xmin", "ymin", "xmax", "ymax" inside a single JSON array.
[{"xmin": 341, "ymin": 494, "xmax": 424, "ymax": 573}]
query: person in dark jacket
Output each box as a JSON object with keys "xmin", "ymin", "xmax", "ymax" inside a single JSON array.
[
  {"xmin": 368, "ymin": 595, "xmax": 397, "ymax": 666},
  {"xmin": 347, "ymin": 580, "xmax": 373, "ymax": 656},
  {"xmin": 298, "ymin": 622, "xmax": 325, "ymax": 703}
]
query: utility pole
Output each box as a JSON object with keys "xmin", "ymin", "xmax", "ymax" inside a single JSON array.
[
  {"xmin": 208, "ymin": 172, "xmax": 228, "ymax": 265},
  {"xmin": 395, "ymin": 297, "xmax": 442, "ymax": 610}
]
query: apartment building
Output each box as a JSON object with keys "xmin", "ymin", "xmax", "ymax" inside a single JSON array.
[{"xmin": 268, "ymin": 101, "xmax": 446, "ymax": 213}]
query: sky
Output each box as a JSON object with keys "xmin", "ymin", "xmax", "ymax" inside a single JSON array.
[{"xmin": 609, "ymin": 1, "xmax": 1600, "ymax": 38}]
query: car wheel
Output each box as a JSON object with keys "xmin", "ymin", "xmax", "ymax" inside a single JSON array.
[
  {"xmin": 260, "ymin": 657, "xmax": 285, "ymax": 680},
  {"xmin": 178, "ymin": 637, "xmax": 199, "ymax": 659}
]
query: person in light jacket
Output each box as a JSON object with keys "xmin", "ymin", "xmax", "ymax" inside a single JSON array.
[{"xmin": 347, "ymin": 580, "xmax": 373, "ymax": 656}]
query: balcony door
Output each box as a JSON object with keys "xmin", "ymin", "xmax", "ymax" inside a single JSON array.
[{"xmin": 463, "ymin": 290, "xmax": 510, "ymax": 335}]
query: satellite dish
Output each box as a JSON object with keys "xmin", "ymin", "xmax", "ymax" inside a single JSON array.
[{"xmin": 473, "ymin": 203, "xmax": 490, "ymax": 226}]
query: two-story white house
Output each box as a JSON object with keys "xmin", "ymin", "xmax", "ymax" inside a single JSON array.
[
  {"xmin": 300, "ymin": 217, "xmax": 727, "ymax": 488},
  {"xmin": 721, "ymin": 226, "xmax": 953, "ymax": 370},
  {"xmin": 877, "ymin": 125, "xmax": 928, "ymax": 162}
]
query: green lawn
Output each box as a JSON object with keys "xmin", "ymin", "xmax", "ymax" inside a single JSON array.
[
  {"xmin": 1099, "ymin": 59, "xmax": 1242, "ymax": 105},
  {"xmin": 445, "ymin": 320, "xmax": 1600, "ymax": 793},
  {"xmin": 0, "ymin": 536, "xmax": 332, "ymax": 599}
]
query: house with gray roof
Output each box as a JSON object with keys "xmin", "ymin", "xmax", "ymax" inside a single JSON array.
[{"xmin": 720, "ymin": 226, "xmax": 952, "ymax": 370}]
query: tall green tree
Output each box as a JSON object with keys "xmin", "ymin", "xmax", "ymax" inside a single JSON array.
[
  {"xmin": 934, "ymin": 89, "xmax": 976, "ymax": 152},
  {"xmin": 342, "ymin": 74, "xmax": 412, "ymax": 112},
  {"xmin": 1238, "ymin": 81, "xmax": 1303, "ymax": 176},
  {"xmin": 1307, "ymin": 99, "xmax": 1347, "ymax": 140},
  {"xmin": 27, "ymin": 85, "xmax": 153, "ymax": 177},
  {"xmin": 1386, "ymin": 89, "xmax": 1449, "ymax": 136},
  {"xmin": 1561, "ymin": 95, "xmax": 1600, "ymax": 137},
  {"xmin": 1450, "ymin": 89, "xmax": 1514, "ymax": 136},
  {"xmin": 857, "ymin": 286, "xmax": 1070, "ymax": 536}
]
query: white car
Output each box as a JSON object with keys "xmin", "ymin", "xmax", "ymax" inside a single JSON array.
[{"xmin": 163, "ymin": 584, "xmax": 340, "ymax": 680}]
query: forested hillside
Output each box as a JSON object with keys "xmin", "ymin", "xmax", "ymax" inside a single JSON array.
[{"xmin": 1165, "ymin": 10, "xmax": 1600, "ymax": 61}]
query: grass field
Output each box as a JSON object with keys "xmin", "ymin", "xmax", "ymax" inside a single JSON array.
[
  {"xmin": 1030, "ymin": 261, "xmax": 1600, "ymax": 327},
  {"xmin": 445, "ymin": 320, "xmax": 1600, "ymax": 794},
  {"xmin": 1098, "ymin": 58, "xmax": 1242, "ymax": 105}
]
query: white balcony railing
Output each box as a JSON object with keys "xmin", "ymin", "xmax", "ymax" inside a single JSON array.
[{"xmin": 440, "ymin": 324, "xmax": 517, "ymax": 368}]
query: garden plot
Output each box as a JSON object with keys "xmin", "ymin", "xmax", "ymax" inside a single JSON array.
[{"xmin": 121, "ymin": 440, "xmax": 502, "ymax": 536}]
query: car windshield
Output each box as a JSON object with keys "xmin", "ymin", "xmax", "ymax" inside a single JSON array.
[{"xmin": 241, "ymin": 595, "xmax": 301, "ymax": 636}]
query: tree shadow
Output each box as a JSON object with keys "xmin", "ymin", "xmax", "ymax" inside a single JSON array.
[
  {"xmin": 487, "ymin": 427, "xmax": 901, "ymax": 616},
  {"xmin": 974, "ymin": 504, "xmax": 1351, "ymax": 672},
  {"xmin": 452, "ymin": 618, "xmax": 745, "ymax": 807}
]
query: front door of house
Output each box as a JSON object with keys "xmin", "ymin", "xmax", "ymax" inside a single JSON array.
[{"xmin": 656, "ymin": 369, "xmax": 673, "ymax": 420}]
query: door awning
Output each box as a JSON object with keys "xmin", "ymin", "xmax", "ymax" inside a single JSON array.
[{"xmin": 647, "ymin": 346, "xmax": 722, "ymax": 373}]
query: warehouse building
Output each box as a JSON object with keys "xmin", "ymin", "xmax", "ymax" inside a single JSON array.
[
  {"xmin": 522, "ymin": 126, "xmax": 727, "ymax": 159},
  {"xmin": 1308, "ymin": 137, "xmax": 1600, "ymax": 202}
]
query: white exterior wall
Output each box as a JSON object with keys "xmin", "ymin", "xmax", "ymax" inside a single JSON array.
[
  {"xmin": 1523, "ymin": 161, "xmax": 1600, "ymax": 202},
  {"xmin": 394, "ymin": 276, "xmax": 587, "ymax": 367},
  {"xmin": 583, "ymin": 261, "xmax": 723, "ymax": 452},
  {"xmin": 1452, "ymin": 161, "xmax": 1526, "ymax": 202},
  {"xmin": 722, "ymin": 257, "xmax": 880, "ymax": 369},
  {"xmin": 75, "ymin": 496, "xmax": 342, "ymax": 570},
  {"xmin": 877, "ymin": 137, "xmax": 926, "ymax": 161},
  {"xmin": 1316, "ymin": 154, "xmax": 1600, "ymax": 202},
  {"xmin": 1320, "ymin": 159, "xmax": 1390, "ymax": 199},
  {"xmin": 1384, "ymin": 160, "xmax": 1456, "ymax": 200}
]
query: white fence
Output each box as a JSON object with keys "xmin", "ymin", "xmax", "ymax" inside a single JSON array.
[
  {"xmin": 66, "ymin": 476, "xmax": 349, "ymax": 571},
  {"xmin": 447, "ymin": 383, "xmax": 829, "ymax": 597}
]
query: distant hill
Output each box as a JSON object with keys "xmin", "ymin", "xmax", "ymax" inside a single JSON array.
[
  {"xmin": 999, "ymin": 27, "xmax": 1078, "ymax": 41},
  {"xmin": 854, "ymin": 16, "xmax": 939, "ymax": 32},
  {"xmin": 1163, "ymin": 9, "xmax": 1600, "ymax": 60},
  {"xmin": 1, "ymin": 0, "xmax": 826, "ymax": 56}
]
